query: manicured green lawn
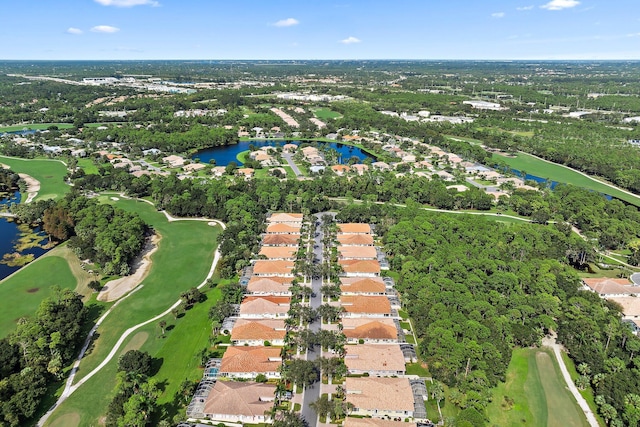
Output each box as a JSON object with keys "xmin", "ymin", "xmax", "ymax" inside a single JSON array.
[
  {"xmin": 405, "ymin": 362, "xmax": 430, "ymax": 377},
  {"xmin": 313, "ymin": 108, "xmax": 342, "ymax": 120},
  {"xmin": 77, "ymin": 158, "xmax": 99, "ymax": 175},
  {"xmin": 486, "ymin": 348, "xmax": 589, "ymax": 427},
  {"xmin": 44, "ymin": 287, "xmax": 221, "ymax": 426},
  {"xmin": 0, "ymin": 156, "xmax": 70, "ymax": 201},
  {"xmin": 70, "ymin": 198, "xmax": 220, "ymax": 381},
  {"xmin": 0, "ymin": 253, "xmax": 77, "ymax": 338},
  {"xmin": 492, "ymin": 151, "xmax": 640, "ymax": 207},
  {"xmin": 0, "ymin": 123, "xmax": 74, "ymax": 132}
]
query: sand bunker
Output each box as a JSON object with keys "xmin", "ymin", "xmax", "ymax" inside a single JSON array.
[
  {"xmin": 18, "ymin": 173, "xmax": 40, "ymax": 203},
  {"xmin": 97, "ymin": 233, "xmax": 160, "ymax": 302}
]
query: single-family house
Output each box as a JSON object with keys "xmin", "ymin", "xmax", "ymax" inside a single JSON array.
[
  {"xmin": 338, "ymin": 223, "xmax": 372, "ymax": 234},
  {"xmin": 162, "ymin": 155, "xmax": 185, "ymax": 168},
  {"xmin": 262, "ymin": 234, "xmax": 301, "ymax": 246},
  {"xmin": 345, "ymin": 344, "xmax": 406, "ymax": 376},
  {"xmin": 265, "ymin": 223, "xmax": 302, "ymax": 234},
  {"xmin": 219, "ymin": 346, "xmax": 282, "ymax": 379},
  {"xmin": 203, "ymin": 381, "xmax": 275, "ymax": 424},
  {"xmin": 230, "ymin": 319, "xmax": 287, "ymax": 346},
  {"xmin": 239, "ymin": 296, "xmax": 291, "ymax": 318},
  {"xmin": 340, "ymin": 296, "xmax": 392, "ymax": 318},
  {"xmin": 339, "ymin": 259, "xmax": 381, "ymax": 277},
  {"xmin": 582, "ymin": 278, "xmax": 640, "ymax": 297},
  {"xmin": 337, "ymin": 234, "xmax": 374, "ymax": 246},
  {"xmin": 338, "ymin": 246, "xmax": 378, "ymax": 260},
  {"xmin": 331, "ymin": 165, "xmax": 351, "ymax": 176},
  {"xmin": 345, "ymin": 377, "xmax": 415, "ymax": 419},
  {"xmin": 267, "ymin": 213, "xmax": 304, "ymax": 224},
  {"xmin": 340, "ymin": 277, "xmax": 386, "ymax": 295},
  {"xmin": 247, "ymin": 277, "xmax": 292, "ymax": 296},
  {"xmin": 351, "ymin": 164, "xmax": 369, "ymax": 175},
  {"xmin": 258, "ymin": 246, "xmax": 298, "ymax": 260},
  {"xmin": 342, "ymin": 318, "xmax": 399, "ymax": 344}
]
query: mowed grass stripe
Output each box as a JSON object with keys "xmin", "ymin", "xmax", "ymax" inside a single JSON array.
[
  {"xmin": 536, "ymin": 351, "xmax": 589, "ymax": 427},
  {"xmin": 0, "ymin": 155, "xmax": 70, "ymax": 201},
  {"xmin": 0, "ymin": 254, "xmax": 77, "ymax": 338},
  {"xmin": 44, "ymin": 286, "xmax": 220, "ymax": 426},
  {"xmin": 72, "ymin": 198, "xmax": 219, "ymax": 382}
]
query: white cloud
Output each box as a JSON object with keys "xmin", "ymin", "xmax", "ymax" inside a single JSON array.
[
  {"xmin": 91, "ymin": 25, "xmax": 120, "ymax": 33},
  {"xmin": 95, "ymin": 0, "xmax": 159, "ymax": 6},
  {"xmin": 492, "ymin": 12, "xmax": 505, "ymax": 18},
  {"xmin": 541, "ymin": 0, "xmax": 580, "ymax": 10},
  {"xmin": 273, "ymin": 18, "xmax": 299, "ymax": 27},
  {"xmin": 66, "ymin": 27, "xmax": 83, "ymax": 35},
  {"xmin": 340, "ymin": 36, "xmax": 361, "ymax": 44},
  {"xmin": 517, "ymin": 5, "xmax": 534, "ymax": 10}
]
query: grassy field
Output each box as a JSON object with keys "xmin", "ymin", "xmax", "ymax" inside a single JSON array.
[
  {"xmin": 77, "ymin": 158, "xmax": 99, "ymax": 175},
  {"xmin": 0, "ymin": 251, "xmax": 77, "ymax": 338},
  {"xmin": 0, "ymin": 156, "xmax": 70, "ymax": 201},
  {"xmin": 486, "ymin": 348, "xmax": 589, "ymax": 427},
  {"xmin": 42, "ymin": 196, "xmax": 220, "ymax": 425},
  {"xmin": 0, "ymin": 123, "xmax": 74, "ymax": 132},
  {"xmin": 313, "ymin": 108, "xmax": 342, "ymax": 120},
  {"xmin": 45, "ymin": 286, "xmax": 220, "ymax": 426},
  {"xmin": 492, "ymin": 151, "xmax": 640, "ymax": 207}
]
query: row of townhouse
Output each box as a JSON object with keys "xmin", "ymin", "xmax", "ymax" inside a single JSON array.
[
  {"xmin": 199, "ymin": 213, "xmax": 304, "ymax": 425},
  {"xmin": 331, "ymin": 224, "xmax": 426, "ymax": 425}
]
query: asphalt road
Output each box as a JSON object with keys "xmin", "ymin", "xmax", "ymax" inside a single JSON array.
[
  {"xmin": 300, "ymin": 214, "xmax": 326, "ymax": 427},
  {"xmin": 282, "ymin": 152, "xmax": 302, "ymax": 177}
]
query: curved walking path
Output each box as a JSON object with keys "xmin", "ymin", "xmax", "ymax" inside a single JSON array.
[
  {"xmin": 542, "ymin": 335, "xmax": 600, "ymax": 427},
  {"xmin": 37, "ymin": 207, "xmax": 226, "ymax": 427}
]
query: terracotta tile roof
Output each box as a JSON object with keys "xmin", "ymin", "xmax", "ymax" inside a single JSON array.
[
  {"xmin": 345, "ymin": 377, "xmax": 414, "ymax": 412},
  {"xmin": 265, "ymin": 223, "xmax": 302, "ymax": 234},
  {"xmin": 345, "ymin": 344, "xmax": 406, "ymax": 373},
  {"xmin": 259, "ymin": 246, "xmax": 298, "ymax": 259},
  {"xmin": 262, "ymin": 234, "xmax": 301, "ymax": 246},
  {"xmin": 231, "ymin": 319, "xmax": 287, "ymax": 341},
  {"xmin": 339, "ymin": 259, "xmax": 381, "ymax": 274},
  {"xmin": 331, "ymin": 165, "xmax": 351, "ymax": 173},
  {"xmin": 203, "ymin": 381, "xmax": 275, "ymax": 418},
  {"xmin": 583, "ymin": 278, "xmax": 640, "ymax": 295},
  {"xmin": 220, "ymin": 347, "xmax": 282, "ymax": 374},
  {"xmin": 341, "ymin": 296, "xmax": 391, "ymax": 314},
  {"xmin": 340, "ymin": 277, "xmax": 386, "ymax": 294},
  {"xmin": 342, "ymin": 319, "xmax": 398, "ymax": 340},
  {"xmin": 338, "ymin": 246, "xmax": 378, "ymax": 259},
  {"xmin": 344, "ymin": 418, "xmax": 417, "ymax": 427},
  {"xmin": 338, "ymin": 223, "xmax": 372, "ymax": 234},
  {"xmin": 268, "ymin": 213, "xmax": 303, "ymax": 223},
  {"xmin": 240, "ymin": 296, "xmax": 290, "ymax": 316},
  {"xmin": 247, "ymin": 277, "xmax": 292, "ymax": 294},
  {"xmin": 252, "ymin": 260, "xmax": 294, "ymax": 275},
  {"xmin": 337, "ymin": 234, "xmax": 374, "ymax": 246},
  {"xmin": 606, "ymin": 297, "xmax": 640, "ymax": 317}
]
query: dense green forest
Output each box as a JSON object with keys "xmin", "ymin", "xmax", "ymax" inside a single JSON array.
[{"xmin": 0, "ymin": 288, "xmax": 86, "ymax": 426}]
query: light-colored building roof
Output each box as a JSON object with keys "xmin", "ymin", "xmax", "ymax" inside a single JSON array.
[
  {"xmin": 230, "ymin": 319, "xmax": 287, "ymax": 341},
  {"xmin": 252, "ymin": 260, "xmax": 294, "ymax": 275},
  {"xmin": 337, "ymin": 234, "xmax": 375, "ymax": 246},
  {"xmin": 259, "ymin": 246, "xmax": 298, "ymax": 260},
  {"xmin": 583, "ymin": 278, "xmax": 640, "ymax": 296},
  {"xmin": 247, "ymin": 277, "xmax": 292, "ymax": 294},
  {"xmin": 268, "ymin": 213, "xmax": 304, "ymax": 223},
  {"xmin": 339, "ymin": 259, "xmax": 381, "ymax": 274},
  {"xmin": 344, "ymin": 418, "xmax": 417, "ymax": 427},
  {"xmin": 345, "ymin": 377, "xmax": 414, "ymax": 412},
  {"xmin": 262, "ymin": 234, "xmax": 301, "ymax": 246},
  {"xmin": 220, "ymin": 346, "xmax": 282, "ymax": 374},
  {"xmin": 607, "ymin": 297, "xmax": 640, "ymax": 318},
  {"xmin": 341, "ymin": 296, "xmax": 391, "ymax": 314},
  {"xmin": 265, "ymin": 223, "xmax": 302, "ymax": 234},
  {"xmin": 239, "ymin": 296, "xmax": 290, "ymax": 316},
  {"xmin": 340, "ymin": 277, "xmax": 387, "ymax": 294},
  {"xmin": 338, "ymin": 223, "xmax": 372, "ymax": 234},
  {"xmin": 338, "ymin": 246, "xmax": 378, "ymax": 259},
  {"xmin": 345, "ymin": 344, "xmax": 405, "ymax": 373},
  {"xmin": 342, "ymin": 318, "xmax": 398, "ymax": 340},
  {"xmin": 203, "ymin": 381, "xmax": 275, "ymax": 418}
]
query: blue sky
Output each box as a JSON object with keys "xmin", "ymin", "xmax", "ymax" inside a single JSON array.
[{"xmin": 1, "ymin": 0, "xmax": 639, "ymax": 60}]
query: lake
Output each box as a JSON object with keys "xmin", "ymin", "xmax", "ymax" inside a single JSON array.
[
  {"xmin": 192, "ymin": 140, "xmax": 374, "ymax": 166},
  {"xmin": 0, "ymin": 192, "xmax": 49, "ymax": 281}
]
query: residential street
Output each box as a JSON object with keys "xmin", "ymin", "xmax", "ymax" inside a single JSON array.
[{"xmin": 300, "ymin": 214, "xmax": 326, "ymax": 427}]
